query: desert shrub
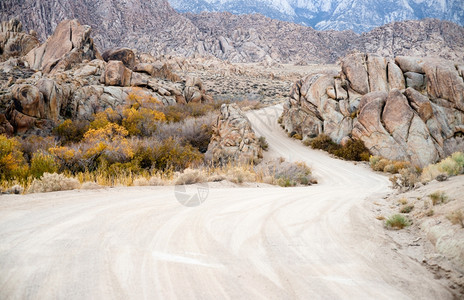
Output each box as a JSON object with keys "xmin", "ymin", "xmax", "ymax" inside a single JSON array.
[
  {"xmin": 310, "ymin": 134, "xmax": 339, "ymax": 152},
  {"xmin": 19, "ymin": 135, "xmax": 56, "ymax": 162},
  {"xmin": 447, "ymin": 210, "xmax": 464, "ymax": 228},
  {"xmin": 386, "ymin": 214, "xmax": 411, "ymax": 229},
  {"xmin": 82, "ymin": 123, "xmax": 134, "ymax": 168},
  {"xmin": 120, "ymin": 90, "xmax": 166, "ymax": 136},
  {"xmin": 0, "ymin": 135, "xmax": 28, "ymax": 180},
  {"xmin": 332, "ymin": 139, "xmax": 370, "ymax": 161},
  {"xmin": 429, "ymin": 191, "xmax": 448, "ymax": 205},
  {"xmin": 421, "ymin": 152, "xmax": 464, "ymax": 182},
  {"xmin": 28, "ymin": 172, "xmax": 80, "ymax": 193},
  {"xmin": 225, "ymin": 166, "xmax": 257, "ymax": 184},
  {"xmin": 400, "ymin": 205, "xmax": 414, "ymax": 213},
  {"xmin": 451, "ymin": 152, "xmax": 464, "ymax": 168},
  {"xmin": 309, "ymin": 135, "xmax": 369, "ymax": 161},
  {"xmin": 132, "ymin": 137, "xmax": 202, "ymax": 171},
  {"xmin": 389, "ymin": 168, "xmax": 419, "ymax": 190},
  {"xmin": 258, "ymin": 136, "xmax": 269, "ymax": 151},
  {"xmin": 293, "ymin": 133, "xmax": 303, "ymax": 140},
  {"xmin": 174, "ymin": 168, "xmax": 207, "ymax": 185},
  {"xmin": 30, "ymin": 151, "xmax": 59, "ymax": 178},
  {"xmin": 80, "ymin": 181, "xmax": 102, "ymax": 190},
  {"xmin": 256, "ymin": 159, "xmax": 314, "ymax": 187},
  {"xmin": 133, "ymin": 177, "xmax": 150, "ymax": 186},
  {"xmin": 160, "ymin": 102, "xmax": 219, "ymax": 123},
  {"xmin": 53, "ymin": 119, "xmax": 89, "ymax": 144}
]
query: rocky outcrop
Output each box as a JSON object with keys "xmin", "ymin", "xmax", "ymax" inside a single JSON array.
[
  {"xmin": 25, "ymin": 19, "xmax": 100, "ymax": 74},
  {"xmin": 205, "ymin": 103, "xmax": 262, "ymax": 164},
  {"xmin": 2, "ymin": 1, "xmax": 464, "ymax": 63},
  {"xmin": 0, "ymin": 18, "xmax": 39, "ymax": 62},
  {"xmin": 102, "ymin": 48, "xmax": 136, "ymax": 70},
  {"xmin": 183, "ymin": 77, "xmax": 212, "ymax": 104},
  {"xmin": 281, "ymin": 53, "xmax": 464, "ymax": 167},
  {"xmin": 0, "ymin": 19, "xmax": 203, "ymax": 135}
]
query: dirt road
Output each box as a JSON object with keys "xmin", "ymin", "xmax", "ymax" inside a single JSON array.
[{"xmin": 0, "ymin": 106, "xmax": 453, "ymax": 299}]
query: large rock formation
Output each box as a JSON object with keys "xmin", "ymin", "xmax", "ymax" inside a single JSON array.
[
  {"xmin": 1, "ymin": 0, "xmax": 464, "ymax": 63},
  {"xmin": 0, "ymin": 19, "xmax": 208, "ymax": 135},
  {"xmin": 281, "ymin": 53, "xmax": 464, "ymax": 167},
  {"xmin": 25, "ymin": 19, "xmax": 100, "ymax": 74},
  {"xmin": 0, "ymin": 18, "xmax": 39, "ymax": 62},
  {"xmin": 205, "ymin": 103, "xmax": 262, "ymax": 164}
]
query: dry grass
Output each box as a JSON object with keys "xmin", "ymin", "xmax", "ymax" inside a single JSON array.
[
  {"xmin": 447, "ymin": 210, "xmax": 464, "ymax": 228},
  {"xmin": 28, "ymin": 173, "xmax": 81, "ymax": 193},
  {"xmin": 429, "ymin": 191, "xmax": 448, "ymax": 205},
  {"xmin": 386, "ymin": 214, "xmax": 411, "ymax": 229}
]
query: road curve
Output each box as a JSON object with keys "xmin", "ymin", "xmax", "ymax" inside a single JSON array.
[{"xmin": 0, "ymin": 105, "xmax": 453, "ymax": 299}]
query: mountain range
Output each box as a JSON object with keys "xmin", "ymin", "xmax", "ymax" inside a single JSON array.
[
  {"xmin": 1, "ymin": 0, "xmax": 463, "ymax": 63},
  {"xmin": 169, "ymin": 0, "xmax": 464, "ymax": 33}
]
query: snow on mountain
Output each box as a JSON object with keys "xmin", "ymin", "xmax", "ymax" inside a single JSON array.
[{"xmin": 168, "ymin": 0, "xmax": 464, "ymax": 32}]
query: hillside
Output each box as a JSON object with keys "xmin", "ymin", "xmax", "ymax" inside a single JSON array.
[{"xmin": 1, "ymin": 0, "xmax": 464, "ymax": 63}]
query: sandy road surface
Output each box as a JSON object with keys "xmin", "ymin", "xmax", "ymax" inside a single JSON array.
[{"xmin": 0, "ymin": 106, "xmax": 453, "ymax": 299}]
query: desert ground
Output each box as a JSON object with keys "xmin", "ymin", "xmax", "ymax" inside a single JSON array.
[{"xmin": 0, "ymin": 105, "xmax": 456, "ymax": 299}]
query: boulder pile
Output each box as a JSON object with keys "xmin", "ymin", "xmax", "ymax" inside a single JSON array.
[
  {"xmin": 0, "ymin": 19, "xmax": 213, "ymax": 135},
  {"xmin": 281, "ymin": 53, "xmax": 464, "ymax": 167},
  {"xmin": 206, "ymin": 103, "xmax": 262, "ymax": 164}
]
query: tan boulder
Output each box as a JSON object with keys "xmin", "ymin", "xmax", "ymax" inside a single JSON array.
[
  {"xmin": 403, "ymin": 88, "xmax": 433, "ymax": 121},
  {"xmin": 382, "ymin": 89, "xmax": 438, "ymax": 167},
  {"xmin": 25, "ymin": 19, "xmax": 100, "ymax": 74},
  {"xmin": 133, "ymin": 63, "xmax": 155, "ymax": 75},
  {"xmin": 352, "ymin": 92, "xmax": 408, "ymax": 161},
  {"xmin": 367, "ymin": 54, "xmax": 388, "ymax": 92},
  {"xmin": 395, "ymin": 56, "xmax": 425, "ymax": 73},
  {"xmin": 0, "ymin": 18, "xmax": 39, "ymax": 62},
  {"xmin": 11, "ymin": 84, "xmax": 45, "ymax": 118},
  {"xmin": 102, "ymin": 60, "xmax": 132, "ymax": 87},
  {"xmin": 205, "ymin": 103, "xmax": 262, "ymax": 164},
  {"xmin": 341, "ymin": 53, "xmax": 369, "ymax": 95},
  {"xmin": 423, "ymin": 60, "xmax": 464, "ymax": 111},
  {"xmin": 387, "ymin": 60, "xmax": 405, "ymax": 90},
  {"xmin": 102, "ymin": 48, "xmax": 136, "ymax": 70}
]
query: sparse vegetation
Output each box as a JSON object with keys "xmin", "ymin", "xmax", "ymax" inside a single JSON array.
[
  {"xmin": 28, "ymin": 173, "xmax": 80, "ymax": 193},
  {"xmin": 386, "ymin": 214, "xmax": 411, "ymax": 229},
  {"xmin": 421, "ymin": 152, "xmax": 464, "ymax": 182},
  {"xmin": 400, "ymin": 205, "xmax": 414, "ymax": 213},
  {"xmin": 447, "ymin": 210, "xmax": 464, "ymax": 228},
  {"xmin": 308, "ymin": 134, "xmax": 370, "ymax": 161},
  {"xmin": 258, "ymin": 136, "xmax": 269, "ymax": 151},
  {"xmin": 429, "ymin": 191, "xmax": 448, "ymax": 205}
]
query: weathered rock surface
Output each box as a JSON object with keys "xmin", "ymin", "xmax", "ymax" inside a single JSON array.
[
  {"xmin": 1, "ymin": 1, "xmax": 464, "ymax": 64},
  {"xmin": 282, "ymin": 53, "xmax": 464, "ymax": 167},
  {"xmin": 25, "ymin": 19, "xmax": 100, "ymax": 74},
  {"xmin": 0, "ymin": 19, "xmax": 209, "ymax": 135},
  {"xmin": 205, "ymin": 103, "xmax": 262, "ymax": 164},
  {"xmin": 102, "ymin": 48, "xmax": 136, "ymax": 70},
  {"xmin": 0, "ymin": 18, "xmax": 39, "ymax": 62}
]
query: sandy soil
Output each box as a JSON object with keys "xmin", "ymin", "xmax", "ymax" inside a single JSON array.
[{"xmin": 0, "ymin": 105, "xmax": 455, "ymax": 299}]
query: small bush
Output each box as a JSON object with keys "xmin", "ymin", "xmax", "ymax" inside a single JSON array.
[
  {"xmin": 309, "ymin": 135, "xmax": 369, "ymax": 161},
  {"xmin": 258, "ymin": 136, "xmax": 269, "ymax": 151},
  {"xmin": 447, "ymin": 210, "xmax": 464, "ymax": 228},
  {"xmin": 389, "ymin": 168, "xmax": 419, "ymax": 190},
  {"xmin": 53, "ymin": 119, "xmax": 89, "ymax": 144},
  {"xmin": 28, "ymin": 172, "xmax": 80, "ymax": 193},
  {"xmin": 256, "ymin": 159, "xmax": 314, "ymax": 187},
  {"xmin": 293, "ymin": 133, "xmax": 303, "ymax": 140},
  {"xmin": 30, "ymin": 151, "xmax": 59, "ymax": 178},
  {"xmin": 310, "ymin": 134, "xmax": 338, "ymax": 152},
  {"xmin": 421, "ymin": 152, "xmax": 464, "ymax": 182},
  {"xmin": 175, "ymin": 168, "xmax": 207, "ymax": 185},
  {"xmin": 332, "ymin": 139, "xmax": 370, "ymax": 161},
  {"xmin": 0, "ymin": 135, "xmax": 29, "ymax": 180},
  {"xmin": 386, "ymin": 214, "xmax": 411, "ymax": 229},
  {"xmin": 426, "ymin": 209, "xmax": 434, "ymax": 217},
  {"xmin": 400, "ymin": 205, "xmax": 414, "ymax": 213},
  {"xmin": 429, "ymin": 191, "xmax": 448, "ymax": 205}
]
